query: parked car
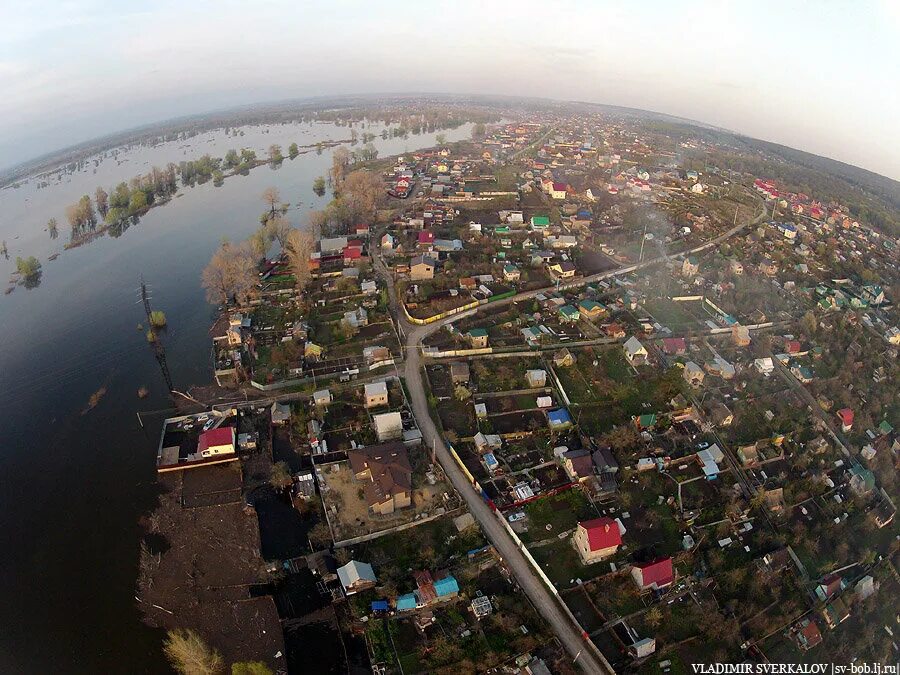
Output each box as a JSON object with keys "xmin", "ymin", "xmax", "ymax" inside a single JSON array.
[{"xmin": 508, "ymin": 512, "xmax": 526, "ymax": 523}]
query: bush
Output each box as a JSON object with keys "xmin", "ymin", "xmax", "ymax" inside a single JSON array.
[{"xmin": 149, "ymin": 310, "xmax": 167, "ymax": 328}]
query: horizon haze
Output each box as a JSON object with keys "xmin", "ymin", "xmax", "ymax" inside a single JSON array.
[{"xmin": 2, "ymin": 0, "xmax": 899, "ymax": 180}]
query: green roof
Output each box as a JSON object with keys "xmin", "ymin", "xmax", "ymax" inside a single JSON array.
[
  {"xmin": 559, "ymin": 305, "xmax": 579, "ymax": 318},
  {"xmin": 578, "ymin": 299, "xmax": 603, "ymax": 312},
  {"xmin": 638, "ymin": 413, "xmax": 657, "ymax": 427},
  {"xmin": 878, "ymin": 420, "xmax": 894, "ymax": 434},
  {"xmin": 531, "ymin": 216, "xmax": 550, "ymax": 227},
  {"xmin": 468, "ymin": 328, "xmax": 488, "ymax": 337}
]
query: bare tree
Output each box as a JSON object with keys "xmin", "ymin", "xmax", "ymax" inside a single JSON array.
[
  {"xmin": 330, "ymin": 147, "xmax": 351, "ymax": 193},
  {"xmin": 307, "ymin": 210, "xmax": 327, "ymax": 238},
  {"xmin": 94, "ymin": 187, "xmax": 109, "ymax": 218},
  {"xmin": 267, "ymin": 144, "xmax": 283, "ymax": 163},
  {"xmin": 201, "ymin": 241, "xmax": 258, "ymax": 306},
  {"xmin": 163, "ymin": 628, "xmax": 223, "ymax": 675},
  {"xmin": 261, "ymin": 187, "xmax": 280, "ymax": 219},
  {"xmin": 266, "ymin": 215, "xmax": 291, "ymax": 251},
  {"xmin": 285, "ymin": 227, "xmax": 314, "ymax": 288},
  {"xmin": 342, "ymin": 169, "xmax": 383, "ymax": 223}
]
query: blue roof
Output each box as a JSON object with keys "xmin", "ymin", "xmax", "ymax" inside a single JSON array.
[
  {"xmin": 396, "ymin": 593, "xmax": 417, "ymax": 610},
  {"xmin": 484, "ymin": 453, "xmax": 498, "ymax": 468},
  {"xmin": 371, "ymin": 600, "xmax": 389, "ymax": 611},
  {"xmin": 548, "ymin": 408, "xmax": 572, "ymax": 426},
  {"xmin": 434, "ymin": 576, "xmax": 459, "ymax": 597}
]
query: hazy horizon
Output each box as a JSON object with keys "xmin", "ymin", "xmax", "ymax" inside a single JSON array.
[{"xmin": 2, "ymin": 1, "xmax": 899, "ymax": 180}]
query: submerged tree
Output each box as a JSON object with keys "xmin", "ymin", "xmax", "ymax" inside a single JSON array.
[
  {"xmin": 47, "ymin": 217, "xmax": 58, "ymax": 239},
  {"xmin": 16, "ymin": 256, "xmax": 42, "ymax": 281},
  {"xmin": 94, "ymin": 187, "xmax": 109, "ymax": 218},
  {"xmin": 267, "ymin": 144, "xmax": 283, "ymax": 164},
  {"xmin": 312, "ymin": 176, "xmax": 326, "ymax": 197},
  {"xmin": 288, "ymin": 142, "xmax": 299, "ymax": 159},
  {"xmin": 261, "ymin": 187, "xmax": 280, "ymax": 219}
]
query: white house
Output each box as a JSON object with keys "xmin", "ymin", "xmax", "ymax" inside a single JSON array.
[{"xmin": 624, "ymin": 336, "xmax": 648, "ymax": 365}]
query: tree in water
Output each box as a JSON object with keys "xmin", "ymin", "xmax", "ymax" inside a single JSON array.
[
  {"xmin": 16, "ymin": 256, "xmax": 42, "ymax": 288},
  {"xmin": 330, "ymin": 147, "xmax": 351, "ymax": 193},
  {"xmin": 288, "ymin": 143, "xmax": 299, "ymax": 160},
  {"xmin": 261, "ymin": 187, "xmax": 280, "ymax": 220},
  {"xmin": 312, "ymin": 176, "xmax": 326, "ymax": 197},
  {"xmin": 162, "ymin": 628, "xmax": 223, "ymax": 675},
  {"xmin": 267, "ymin": 144, "xmax": 283, "ymax": 164},
  {"xmin": 95, "ymin": 187, "xmax": 109, "ymax": 218},
  {"xmin": 47, "ymin": 217, "xmax": 58, "ymax": 239}
]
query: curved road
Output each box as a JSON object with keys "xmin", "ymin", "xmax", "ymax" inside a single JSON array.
[{"xmin": 376, "ymin": 187, "xmax": 768, "ymax": 674}]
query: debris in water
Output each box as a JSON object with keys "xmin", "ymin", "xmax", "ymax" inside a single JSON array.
[
  {"xmin": 82, "ymin": 386, "xmax": 107, "ymax": 414},
  {"xmin": 137, "ymin": 386, "xmax": 149, "ymax": 398}
]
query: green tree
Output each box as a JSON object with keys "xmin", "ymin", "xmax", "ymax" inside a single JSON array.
[
  {"xmin": 16, "ymin": 256, "xmax": 41, "ymax": 280},
  {"xmin": 312, "ymin": 176, "xmax": 326, "ymax": 197},
  {"xmin": 149, "ymin": 311, "xmax": 167, "ymax": 328},
  {"xmin": 129, "ymin": 190, "xmax": 148, "ymax": 214},
  {"xmin": 435, "ymin": 133, "xmax": 446, "ymax": 145},
  {"xmin": 288, "ymin": 143, "xmax": 299, "ymax": 159},
  {"xmin": 270, "ymin": 461, "xmax": 292, "ymax": 491}
]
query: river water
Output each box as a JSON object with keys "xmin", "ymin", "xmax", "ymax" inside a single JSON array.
[{"xmin": 0, "ymin": 119, "xmax": 473, "ymax": 673}]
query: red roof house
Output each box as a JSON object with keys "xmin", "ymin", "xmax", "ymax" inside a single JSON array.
[
  {"xmin": 197, "ymin": 427, "xmax": 236, "ymax": 458},
  {"xmin": 417, "ymin": 230, "xmax": 435, "ymax": 246},
  {"xmin": 574, "ymin": 518, "xmax": 622, "ymax": 564},
  {"xmin": 785, "ymin": 340, "xmax": 802, "ymax": 354},
  {"xmin": 343, "ymin": 246, "xmax": 363, "ymax": 264},
  {"xmin": 836, "ymin": 408, "xmax": 854, "ymax": 432},
  {"xmin": 631, "ymin": 557, "xmax": 674, "ymax": 591},
  {"xmin": 662, "ymin": 337, "xmax": 687, "ymax": 355}
]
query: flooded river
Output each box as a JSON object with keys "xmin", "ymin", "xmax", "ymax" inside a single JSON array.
[{"xmin": 0, "ymin": 119, "xmax": 472, "ymax": 673}]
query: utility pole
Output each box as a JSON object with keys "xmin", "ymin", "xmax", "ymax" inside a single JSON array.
[
  {"xmin": 139, "ymin": 277, "xmax": 174, "ymax": 393},
  {"xmin": 638, "ymin": 222, "xmax": 648, "ymax": 263}
]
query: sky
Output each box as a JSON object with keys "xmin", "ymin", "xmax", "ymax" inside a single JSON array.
[{"xmin": 2, "ymin": 0, "xmax": 899, "ymax": 179}]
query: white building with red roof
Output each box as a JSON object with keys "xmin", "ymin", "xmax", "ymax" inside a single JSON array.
[
  {"xmin": 631, "ymin": 557, "xmax": 674, "ymax": 591},
  {"xmin": 574, "ymin": 517, "xmax": 622, "ymax": 564},
  {"xmin": 198, "ymin": 427, "xmax": 236, "ymax": 458}
]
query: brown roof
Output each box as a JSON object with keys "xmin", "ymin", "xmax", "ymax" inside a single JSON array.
[{"xmin": 348, "ymin": 442, "xmax": 412, "ymax": 506}]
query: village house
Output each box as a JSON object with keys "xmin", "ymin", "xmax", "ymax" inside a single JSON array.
[
  {"xmin": 558, "ymin": 305, "xmax": 580, "ymax": 323},
  {"xmin": 682, "ymin": 256, "xmax": 700, "ymax": 277},
  {"xmin": 574, "ymin": 517, "xmax": 622, "ymax": 564},
  {"xmin": 348, "ymin": 441, "xmax": 412, "ymax": 515},
  {"xmin": 732, "ymin": 324, "xmax": 751, "ymax": 346},
  {"xmin": 683, "ymin": 361, "xmax": 705, "ymax": 387},
  {"xmin": 562, "ymin": 448, "xmax": 594, "ymax": 481},
  {"xmin": 661, "ymin": 337, "xmax": 686, "ymax": 355},
  {"xmin": 364, "ymin": 396, "xmax": 403, "ymax": 434},
  {"xmin": 449, "ymin": 361, "xmax": 470, "ymax": 384},
  {"xmin": 198, "ymin": 427, "xmax": 236, "ymax": 459},
  {"xmin": 577, "ymin": 299, "xmax": 606, "ymax": 320},
  {"xmin": 396, "ymin": 570, "xmax": 460, "ymax": 611},
  {"xmin": 623, "ymin": 336, "xmax": 648, "ymax": 366},
  {"xmin": 548, "ymin": 260, "xmax": 576, "ymax": 280},
  {"xmin": 410, "ymin": 255, "xmax": 436, "ymax": 280},
  {"xmin": 525, "ymin": 369, "xmax": 547, "ymax": 388},
  {"xmin": 337, "ymin": 560, "xmax": 377, "ymax": 595},
  {"xmin": 364, "ymin": 381, "xmax": 389, "ymax": 408},
  {"xmin": 553, "ymin": 348, "xmax": 575, "ymax": 367},
  {"xmin": 631, "ymin": 557, "xmax": 674, "ymax": 592},
  {"xmin": 466, "ymin": 328, "xmax": 489, "ymax": 348},
  {"xmin": 503, "ymin": 264, "xmax": 521, "ymax": 282},
  {"xmin": 836, "ymin": 408, "xmax": 854, "ymax": 432}
]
